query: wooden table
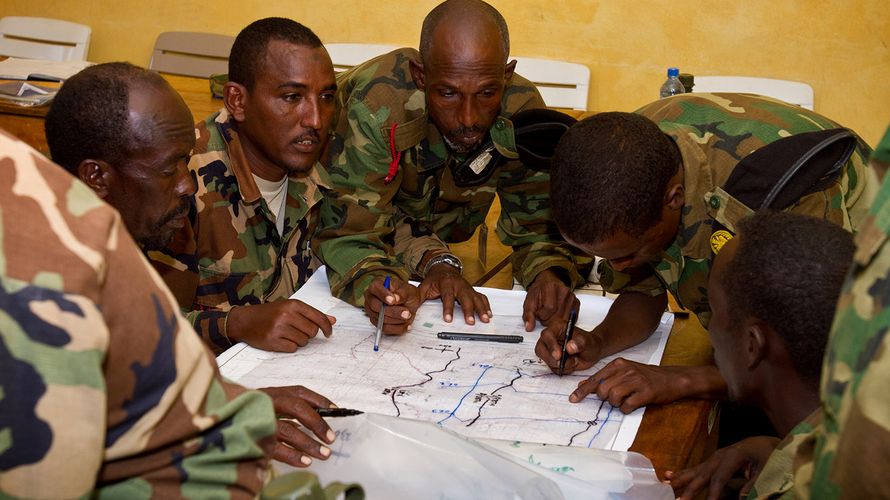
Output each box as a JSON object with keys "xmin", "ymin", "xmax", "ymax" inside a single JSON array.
[
  {"xmin": 0, "ymin": 74, "xmax": 221, "ymax": 155},
  {"xmin": 2, "ymin": 74, "xmax": 718, "ymax": 478}
]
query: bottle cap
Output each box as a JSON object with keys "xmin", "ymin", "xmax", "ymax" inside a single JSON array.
[{"xmin": 667, "ymin": 67, "xmax": 680, "ymax": 77}]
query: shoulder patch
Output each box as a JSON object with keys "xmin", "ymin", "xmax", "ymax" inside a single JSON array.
[{"xmin": 710, "ymin": 229, "xmax": 733, "ymax": 254}]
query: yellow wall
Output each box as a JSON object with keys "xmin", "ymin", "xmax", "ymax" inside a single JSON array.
[{"xmin": 4, "ymin": 0, "xmax": 889, "ymax": 144}]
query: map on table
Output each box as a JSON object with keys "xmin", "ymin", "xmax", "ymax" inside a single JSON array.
[{"xmin": 218, "ymin": 268, "xmax": 672, "ymax": 451}]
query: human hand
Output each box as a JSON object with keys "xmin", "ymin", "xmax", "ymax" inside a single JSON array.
[
  {"xmin": 535, "ymin": 323, "xmax": 602, "ymax": 374},
  {"xmin": 418, "ymin": 263, "xmax": 491, "ymax": 324},
  {"xmin": 226, "ymin": 300, "xmax": 336, "ymax": 352},
  {"xmin": 258, "ymin": 385, "xmax": 339, "ymax": 468},
  {"xmin": 522, "ymin": 269, "xmax": 578, "ymax": 331},
  {"xmin": 363, "ymin": 276, "xmax": 422, "ymax": 335},
  {"xmin": 665, "ymin": 436, "xmax": 781, "ymax": 500},
  {"xmin": 568, "ymin": 359, "xmax": 692, "ymax": 412}
]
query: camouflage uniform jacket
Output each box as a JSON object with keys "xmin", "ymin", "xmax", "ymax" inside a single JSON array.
[
  {"xmin": 790, "ymin": 165, "xmax": 890, "ymax": 499},
  {"xmin": 149, "ymin": 109, "xmax": 329, "ymax": 353},
  {"xmin": 0, "ymin": 130, "xmax": 276, "ymax": 498},
  {"xmin": 315, "ymin": 48, "xmax": 587, "ymax": 305},
  {"xmin": 746, "ymin": 410, "xmax": 820, "ymax": 499},
  {"xmin": 599, "ymin": 93, "xmax": 876, "ymax": 328}
]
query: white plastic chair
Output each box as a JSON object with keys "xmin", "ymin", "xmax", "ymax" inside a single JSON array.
[
  {"xmin": 149, "ymin": 31, "xmax": 234, "ymax": 78},
  {"xmin": 324, "ymin": 43, "xmax": 399, "ymax": 72},
  {"xmin": 512, "ymin": 56, "xmax": 590, "ymax": 111},
  {"xmin": 0, "ymin": 16, "xmax": 91, "ymax": 61},
  {"xmin": 692, "ymin": 76, "xmax": 814, "ymax": 110}
]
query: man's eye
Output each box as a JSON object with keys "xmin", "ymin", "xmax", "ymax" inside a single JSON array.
[
  {"xmin": 283, "ymin": 93, "xmax": 301, "ymax": 102},
  {"xmin": 439, "ymin": 90, "xmax": 456, "ymax": 98},
  {"xmin": 320, "ymin": 92, "xmax": 335, "ymax": 101}
]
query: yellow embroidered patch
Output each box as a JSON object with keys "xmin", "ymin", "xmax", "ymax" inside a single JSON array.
[{"xmin": 710, "ymin": 230, "xmax": 733, "ymax": 254}]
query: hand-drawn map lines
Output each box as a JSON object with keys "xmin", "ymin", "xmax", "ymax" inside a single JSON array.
[{"xmin": 352, "ymin": 337, "xmax": 622, "ymax": 448}]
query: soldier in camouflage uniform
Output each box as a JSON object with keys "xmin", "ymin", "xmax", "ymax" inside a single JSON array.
[
  {"xmin": 147, "ymin": 18, "xmax": 339, "ymax": 355},
  {"xmin": 538, "ymin": 94, "xmax": 876, "ymax": 413},
  {"xmin": 788, "ymin": 124, "xmax": 890, "ymax": 498},
  {"xmin": 0, "ymin": 128, "xmax": 276, "ymax": 498},
  {"xmin": 45, "ymin": 59, "xmax": 340, "ymax": 469},
  {"xmin": 315, "ymin": 0, "xmax": 588, "ymax": 335},
  {"xmin": 662, "ymin": 212, "xmax": 854, "ymax": 499}
]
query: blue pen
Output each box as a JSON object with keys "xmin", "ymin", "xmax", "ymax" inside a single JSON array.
[{"xmin": 374, "ymin": 275, "xmax": 391, "ymax": 352}]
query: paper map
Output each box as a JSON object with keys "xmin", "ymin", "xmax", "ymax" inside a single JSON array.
[{"xmin": 218, "ymin": 268, "xmax": 671, "ymax": 451}]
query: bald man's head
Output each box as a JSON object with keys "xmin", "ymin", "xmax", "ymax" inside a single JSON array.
[{"xmin": 419, "ymin": 0, "xmax": 510, "ymax": 65}]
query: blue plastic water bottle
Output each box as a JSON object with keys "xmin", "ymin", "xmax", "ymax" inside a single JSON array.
[{"xmin": 659, "ymin": 67, "xmax": 686, "ymax": 98}]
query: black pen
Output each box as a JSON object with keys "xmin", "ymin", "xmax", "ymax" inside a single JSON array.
[
  {"xmin": 316, "ymin": 408, "xmax": 364, "ymax": 417},
  {"xmin": 558, "ymin": 309, "xmax": 578, "ymax": 376},
  {"xmin": 437, "ymin": 332, "xmax": 523, "ymax": 343}
]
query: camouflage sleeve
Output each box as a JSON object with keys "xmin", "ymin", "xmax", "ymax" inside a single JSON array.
[
  {"xmin": 315, "ymin": 102, "xmax": 426, "ymax": 306},
  {"xmin": 837, "ymin": 140, "xmax": 878, "ymax": 233},
  {"xmin": 148, "ymin": 223, "xmax": 234, "ymax": 354},
  {"xmin": 801, "ymin": 171, "xmax": 890, "ymax": 499},
  {"xmin": 746, "ymin": 410, "xmax": 820, "ymax": 499},
  {"xmin": 0, "ymin": 131, "xmax": 275, "ymax": 498},
  {"xmin": 598, "ymin": 260, "xmax": 667, "ymax": 297},
  {"xmin": 390, "ymin": 208, "xmax": 451, "ymax": 277},
  {"xmin": 496, "ymin": 156, "xmax": 592, "ymax": 288}
]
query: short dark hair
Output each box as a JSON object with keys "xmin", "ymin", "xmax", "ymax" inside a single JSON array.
[
  {"xmin": 722, "ymin": 211, "xmax": 854, "ymax": 388},
  {"xmin": 419, "ymin": 0, "xmax": 510, "ymax": 65},
  {"xmin": 229, "ymin": 17, "xmax": 322, "ymax": 90},
  {"xmin": 46, "ymin": 62, "xmax": 166, "ymax": 174},
  {"xmin": 550, "ymin": 112, "xmax": 682, "ymax": 243}
]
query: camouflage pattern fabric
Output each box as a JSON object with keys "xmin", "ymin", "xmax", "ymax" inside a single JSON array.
[
  {"xmin": 746, "ymin": 410, "xmax": 820, "ymax": 499},
  {"xmin": 599, "ymin": 93, "xmax": 876, "ymax": 328},
  {"xmin": 148, "ymin": 109, "xmax": 329, "ymax": 353},
  {"xmin": 790, "ymin": 157, "xmax": 890, "ymax": 498},
  {"xmin": 0, "ymin": 129, "xmax": 276, "ymax": 498},
  {"xmin": 315, "ymin": 48, "xmax": 588, "ymax": 305}
]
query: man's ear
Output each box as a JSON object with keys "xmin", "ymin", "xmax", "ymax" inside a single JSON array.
[
  {"xmin": 504, "ymin": 59, "xmax": 517, "ymax": 82},
  {"xmin": 744, "ymin": 320, "xmax": 768, "ymax": 372},
  {"xmin": 665, "ymin": 181, "xmax": 685, "ymax": 210},
  {"xmin": 77, "ymin": 159, "xmax": 113, "ymax": 199},
  {"xmin": 409, "ymin": 58, "xmax": 426, "ymax": 91},
  {"xmin": 224, "ymin": 81, "xmax": 248, "ymax": 122}
]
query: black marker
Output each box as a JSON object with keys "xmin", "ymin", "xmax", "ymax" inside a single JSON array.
[
  {"xmin": 437, "ymin": 332, "xmax": 523, "ymax": 343},
  {"xmin": 558, "ymin": 309, "xmax": 578, "ymax": 376},
  {"xmin": 316, "ymin": 408, "xmax": 364, "ymax": 417}
]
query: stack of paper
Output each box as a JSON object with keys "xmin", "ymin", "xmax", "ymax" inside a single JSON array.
[{"xmin": 0, "ymin": 81, "xmax": 56, "ymax": 107}]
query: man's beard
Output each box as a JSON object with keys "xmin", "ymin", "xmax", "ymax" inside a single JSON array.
[
  {"xmin": 139, "ymin": 200, "xmax": 189, "ymax": 251},
  {"xmin": 443, "ymin": 126, "xmax": 487, "ymax": 153}
]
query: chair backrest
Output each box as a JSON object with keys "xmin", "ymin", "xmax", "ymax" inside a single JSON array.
[
  {"xmin": 149, "ymin": 31, "xmax": 234, "ymax": 78},
  {"xmin": 692, "ymin": 76, "xmax": 814, "ymax": 110},
  {"xmin": 512, "ymin": 57, "xmax": 590, "ymax": 111},
  {"xmin": 0, "ymin": 16, "xmax": 91, "ymax": 61},
  {"xmin": 324, "ymin": 43, "xmax": 399, "ymax": 72}
]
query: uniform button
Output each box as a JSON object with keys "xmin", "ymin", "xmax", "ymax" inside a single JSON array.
[
  {"xmin": 709, "ymin": 197, "xmax": 720, "ymax": 209},
  {"xmin": 495, "ymin": 119, "xmax": 505, "ymax": 130}
]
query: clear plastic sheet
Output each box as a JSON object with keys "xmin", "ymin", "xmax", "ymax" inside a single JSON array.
[{"xmin": 275, "ymin": 413, "xmax": 673, "ymax": 500}]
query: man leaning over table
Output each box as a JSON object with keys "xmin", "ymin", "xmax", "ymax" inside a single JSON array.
[
  {"xmin": 538, "ymin": 96, "xmax": 876, "ymax": 413},
  {"xmin": 315, "ymin": 0, "xmax": 590, "ymax": 337},
  {"xmin": 45, "ymin": 59, "xmax": 339, "ymax": 468}
]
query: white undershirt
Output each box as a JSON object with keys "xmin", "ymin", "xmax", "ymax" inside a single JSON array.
[{"xmin": 253, "ymin": 174, "xmax": 288, "ymax": 235}]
